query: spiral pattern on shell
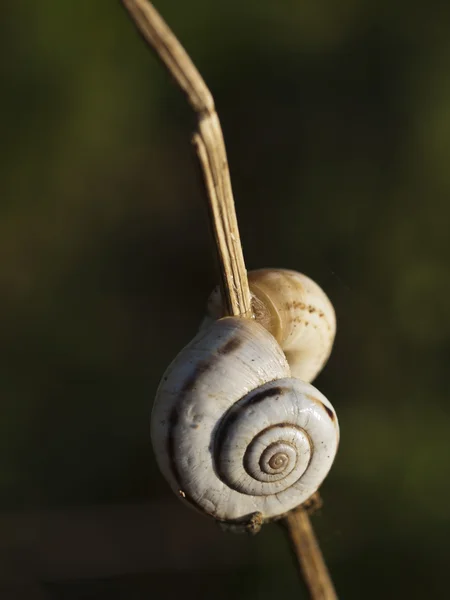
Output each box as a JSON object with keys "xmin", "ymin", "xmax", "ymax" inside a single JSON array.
[{"xmin": 151, "ymin": 317, "xmax": 339, "ymax": 523}]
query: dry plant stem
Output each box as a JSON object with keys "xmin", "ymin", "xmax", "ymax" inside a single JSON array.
[
  {"xmin": 121, "ymin": 1, "xmax": 336, "ymax": 598},
  {"xmin": 121, "ymin": 0, "xmax": 251, "ymax": 318},
  {"xmin": 283, "ymin": 503, "xmax": 338, "ymax": 600}
]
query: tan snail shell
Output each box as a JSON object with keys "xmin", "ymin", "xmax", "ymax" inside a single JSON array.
[
  {"xmin": 204, "ymin": 269, "xmax": 336, "ymax": 383},
  {"xmin": 151, "ymin": 269, "xmax": 338, "ymax": 524}
]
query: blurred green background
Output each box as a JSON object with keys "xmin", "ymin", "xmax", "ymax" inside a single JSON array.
[{"xmin": 1, "ymin": 0, "xmax": 449, "ymax": 598}]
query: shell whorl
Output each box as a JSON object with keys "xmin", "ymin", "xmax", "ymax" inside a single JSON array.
[
  {"xmin": 205, "ymin": 269, "xmax": 336, "ymax": 383},
  {"xmin": 151, "ymin": 317, "xmax": 339, "ymax": 523}
]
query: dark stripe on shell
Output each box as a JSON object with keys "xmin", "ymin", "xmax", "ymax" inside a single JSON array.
[
  {"xmin": 306, "ymin": 394, "xmax": 335, "ymax": 422},
  {"xmin": 246, "ymin": 386, "xmax": 286, "ymax": 405},
  {"xmin": 217, "ymin": 336, "xmax": 243, "ymax": 356},
  {"xmin": 166, "ymin": 354, "xmax": 220, "ymax": 499},
  {"xmin": 322, "ymin": 403, "xmax": 335, "ymax": 421}
]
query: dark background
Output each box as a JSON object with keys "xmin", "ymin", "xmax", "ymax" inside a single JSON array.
[{"xmin": 1, "ymin": 1, "xmax": 449, "ymax": 598}]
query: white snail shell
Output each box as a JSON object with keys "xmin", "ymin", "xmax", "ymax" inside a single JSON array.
[
  {"xmin": 151, "ymin": 307, "xmax": 339, "ymax": 523},
  {"xmin": 204, "ymin": 269, "xmax": 336, "ymax": 383}
]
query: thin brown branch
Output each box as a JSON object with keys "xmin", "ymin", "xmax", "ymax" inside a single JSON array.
[
  {"xmin": 121, "ymin": 1, "xmax": 336, "ymax": 598},
  {"xmin": 282, "ymin": 498, "xmax": 338, "ymax": 600},
  {"xmin": 121, "ymin": 0, "xmax": 251, "ymax": 318}
]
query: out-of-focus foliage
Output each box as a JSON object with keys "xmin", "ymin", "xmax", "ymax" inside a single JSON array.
[{"xmin": 1, "ymin": 0, "xmax": 449, "ymax": 598}]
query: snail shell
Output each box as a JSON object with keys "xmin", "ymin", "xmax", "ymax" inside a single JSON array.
[
  {"xmin": 205, "ymin": 269, "xmax": 336, "ymax": 383},
  {"xmin": 151, "ymin": 316, "xmax": 339, "ymax": 523}
]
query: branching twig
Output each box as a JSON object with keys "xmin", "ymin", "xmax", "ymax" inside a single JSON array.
[{"xmin": 121, "ymin": 1, "xmax": 337, "ymax": 598}]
